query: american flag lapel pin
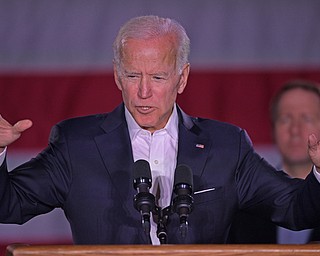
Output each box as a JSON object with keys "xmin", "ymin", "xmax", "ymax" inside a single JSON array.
[{"xmin": 196, "ymin": 143, "xmax": 205, "ymax": 149}]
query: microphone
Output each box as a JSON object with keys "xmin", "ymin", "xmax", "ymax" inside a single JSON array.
[
  {"xmin": 132, "ymin": 160, "xmax": 155, "ymax": 239},
  {"xmin": 172, "ymin": 164, "xmax": 194, "ymax": 238}
]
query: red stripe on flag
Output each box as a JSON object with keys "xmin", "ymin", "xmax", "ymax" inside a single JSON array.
[{"xmin": 1, "ymin": 69, "xmax": 320, "ymax": 150}]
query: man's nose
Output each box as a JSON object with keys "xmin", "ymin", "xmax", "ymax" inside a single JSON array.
[
  {"xmin": 289, "ymin": 119, "xmax": 302, "ymax": 136},
  {"xmin": 138, "ymin": 77, "xmax": 152, "ymax": 98}
]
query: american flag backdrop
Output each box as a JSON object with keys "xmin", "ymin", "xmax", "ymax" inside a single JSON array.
[{"xmin": 0, "ymin": 0, "xmax": 320, "ymax": 251}]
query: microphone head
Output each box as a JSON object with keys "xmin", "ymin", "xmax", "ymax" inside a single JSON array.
[
  {"xmin": 174, "ymin": 164, "xmax": 193, "ymax": 189},
  {"xmin": 133, "ymin": 159, "xmax": 152, "ymax": 190}
]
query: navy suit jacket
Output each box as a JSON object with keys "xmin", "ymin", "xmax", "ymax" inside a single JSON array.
[
  {"xmin": 228, "ymin": 210, "xmax": 320, "ymax": 244},
  {"xmin": 1, "ymin": 103, "xmax": 320, "ymax": 244}
]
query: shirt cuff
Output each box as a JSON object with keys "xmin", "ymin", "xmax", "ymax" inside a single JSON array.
[
  {"xmin": 312, "ymin": 165, "xmax": 320, "ymax": 183},
  {"xmin": 0, "ymin": 147, "xmax": 7, "ymax": 166}
]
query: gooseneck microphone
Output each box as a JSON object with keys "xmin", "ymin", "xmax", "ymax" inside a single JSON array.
[
  {"xmin": 172, "ymin": 164, "xmax": 194, "ymax": 238},
  {"xmin": 132, "ymin": 160, "xmax": 155, "ymax": 242}
]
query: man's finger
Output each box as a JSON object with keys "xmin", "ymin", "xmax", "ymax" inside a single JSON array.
[
  {"xmin": 13, "ymin": 119, "xmax": 33, "ymax": 133},
  {"xmin": 308, "ymin": 134, "xmax": 318, "ymax": 150}
]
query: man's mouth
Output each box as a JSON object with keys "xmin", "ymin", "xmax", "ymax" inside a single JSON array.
[{"xmin": 136, "ymin": 106, "xmax": 153, "ymax": 113}]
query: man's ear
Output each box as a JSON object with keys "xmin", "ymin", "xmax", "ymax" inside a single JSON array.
[
  {"xmin": 113, "ymin": 62, "xmax": 122, "ymax": 91},
  {"xmin": 177, "ymin": 63, "xmax": 190, "ymax": 94}
]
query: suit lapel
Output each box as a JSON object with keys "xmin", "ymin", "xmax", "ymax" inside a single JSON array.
[
  {"xmin": 94, "ymin": 105, "xmax": 136, "ymax": 215},
  {"xmin": 176, "ymin": 107, "xmax": 211, "ymax": 181}
]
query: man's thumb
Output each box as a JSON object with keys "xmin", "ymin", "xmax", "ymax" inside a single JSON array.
[{"xmin": 13, "ymin": 119, "xmax": 33, "ymax": 133}]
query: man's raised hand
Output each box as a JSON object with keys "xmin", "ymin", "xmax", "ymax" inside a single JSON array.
[{"xmin": 0, "ymin": 115, "xmax": 33, "ymax": 151}]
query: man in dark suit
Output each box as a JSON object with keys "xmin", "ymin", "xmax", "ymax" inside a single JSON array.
[
  {"xmin": 1, "ymin": 15, "xmax": 320, "ymax": 245},
  {"xmin": 228, "ymin": 81, "xmax": 320, "ymax": 244}
]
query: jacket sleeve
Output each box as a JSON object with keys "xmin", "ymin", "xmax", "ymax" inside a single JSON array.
[
  {"xmin": 235, "ymin": 129, "xmax": 320, "ymax": 230},
  {"xmin": 0, "ymin": 124, "xmax": 71, "ymax": 224}
]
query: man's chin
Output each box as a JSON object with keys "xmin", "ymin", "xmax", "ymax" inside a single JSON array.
[
  {"xmin": 135, "ymin": 117, "xmax": 157, "ymax": 129},
  {"xmin": 286, "ymin": 156, "xmax": 312, "ymax": 166},
  {"xmin": 138, "ymin": 122, "xmax": 154, "ymax": 131}
]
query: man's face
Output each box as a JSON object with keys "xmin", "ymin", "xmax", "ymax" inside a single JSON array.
[
  {"xmin": 274, "ymin": 88, "xmax": 320, "ymax": 166},
  {"xmin": 114, "ymin": 35, "xmax": 189, "ymax": 133}
]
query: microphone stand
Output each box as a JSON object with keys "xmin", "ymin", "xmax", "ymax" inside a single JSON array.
[
  {"xmin": 172, "ymin": 193, "xmax": 193, "ymax": 239},
  {"xmin": 155, "ymin": 206, "xmax": 171, "ymax": 244},
  {"xmin": 134, "ymin": 191, "xmax": 155, "ymax": 243}
]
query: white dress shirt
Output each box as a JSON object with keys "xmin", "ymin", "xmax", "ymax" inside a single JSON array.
[{"xmin": 125, "ymin": 104, "xmax": 179, "ymax": 245}]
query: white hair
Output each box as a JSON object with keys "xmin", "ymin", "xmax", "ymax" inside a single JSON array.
[{"xmin": 113, "ymin": 15, "xmax": 190, "ymax": 74}]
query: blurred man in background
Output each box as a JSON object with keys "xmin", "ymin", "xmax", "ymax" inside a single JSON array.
[{"xmin": 228, "ymin": 80, "xmax": 320, "ymax": 244}]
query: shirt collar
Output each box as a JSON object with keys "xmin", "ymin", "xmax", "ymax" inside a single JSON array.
[{"xmin": 125, "ymin": 104, "xmax": 179, "ymax": 141}]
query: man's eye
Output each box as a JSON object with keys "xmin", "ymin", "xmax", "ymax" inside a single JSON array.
[
  {"xmin": 277, "ymin": 116, "xmax": 291, "ymax": 125},
  {"xmin": 127, "ymin": 74, "xmax": 138, "ymax": 79},
  {"xmin": 153, "ymin": 76, "xmax": 164, "ymax": 80},
  {"xmin": 302, "ymin": 115, "xmax": 314, "ymax": 124}
]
